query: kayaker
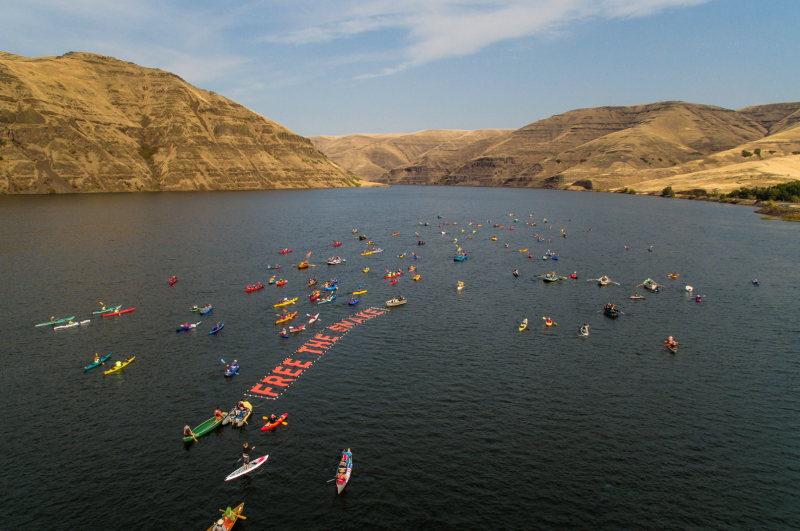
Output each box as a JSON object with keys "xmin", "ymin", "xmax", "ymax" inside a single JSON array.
[
  {"xmin": 212, "ymin": 518, "xmax": 226, "ymax": 531},
  {"xmin": 753, "ymin": 279, "xmax": 759, "ymax": 285},
  {"xmin": 214, "ymin": 407, "xmax": 223, "ymax": 421},
  {"xmin": 115, "ymin": 360, "xmax": 122, "ymax": 368},
  {"xmin": 236, "ymin": 400, "xmax": 246, "ymax": 412},
  {"xmin": 667, "ymin": 336, "xmax": 678, "ymax": 347},
  {"xmin": 269, "ymin": 414, "xmax": 278, "ymax": 424},
  {"xmin": 242, "ymin": 442, "xmax": 255, "ymax": 468},
  {"xmin": 94, "ymin": 353, "xmax": 100, "ymax": 363}
]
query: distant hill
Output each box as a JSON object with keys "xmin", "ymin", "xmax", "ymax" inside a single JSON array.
[
  {"xmin": 0, "ymin": 51, "xmax": 366, "ymax": 194},
  {"xmin": 315, "ymin": 101, "xmax": 800, "ymax": 193}
]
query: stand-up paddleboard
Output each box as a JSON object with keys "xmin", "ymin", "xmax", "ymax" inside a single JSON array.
[{"xmin": 225, "ymin": 455, "xmax": 269, "ymax": 481}]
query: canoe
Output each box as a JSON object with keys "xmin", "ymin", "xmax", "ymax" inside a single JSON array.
[
  {"xmin": 386, "ymin": 298, "xmax": 407, "ymax": 307},
  {"xmin": 103, "ymin": 307, "xmax": 136, "ymax": 318},
  {"xmin": 275, "ymin": 312, "xmax": 298, "ymax": 324},
  {"xmin": 519, "ymin": 249, "xmax": 528, "ymax": 252},
  {"xmin": 92, "ymin": 305, "xmax": 121, "ymax": 315},
  {"xmin": 308, "ymin": 279, "xmax": 318, "ymax": 287},
  {"xmin": 245, "ymin": 285, "xmax": 264, "ymax": 292},
  {"xmin": 104, "ymin": 357, "xmax": 135, "ymax": 375},
  {"xmin": 184, "ymin": 414, "xmax": 227, "ymax": 442},
  {"xmin": 209, "ymin": 323, "xmax": 225, "ymax": 335},
  {"xmin": 35, "ymin": 316, "xmax": 75, "ymax": 327},
  {"xmin": 261, "ymin": 413, "xmax": 288, "ymax": 432},
  {"xmin": 603, "ymin": 308, "xmax": 619, "ymax": 318},
  {"xmin": 224, "ymin": 364, "xmax": 238, "ymax": 376},
  {"xmin": 54, "ymin": 320, "xmax": 90, "ymax": 330},
  {"xmin": 204, "ymin": 503, "xmax": 244, "ymax": 531},
  {"xmin": 519, "ymin": 319, "xmax": 528, "ymax": 332},
  {"xmin": 279, "ymin": 249, "xmax": 292, "ymax": 254},
  {"xmin": 352, "ymin": 290, "xmax": 367, "ymax": 295},
  {"xmin": 349, "ymin": 299, "xmax": 359, "ymax": 305},
  {"xmin": 84, "ymin": 353, "xmax": 112, "ymax": 371},
  {"xmin": 299, "ymin": 261, "xmax": 309, "ymax": 269},
  {"xmin": 225, "ymin": 455, "xmax": 268, "ymax": 481},
  {"xmin": 309, "ymin": 291, "xmax": 321, "ymax": 301},
  {"xmin": 384, "ymin": 272, "xmax": 402, "ymax": 279},
  {"xmin": 199, "ymin": 305, "xmax": 213, "ymax": 314},
  {"xmin": 273, "ymin": 297, "xmax": 298, "ymax": 308},
  {"xmin": 336, "ymin": 450, "xmax": 353, "ymax": 494}
]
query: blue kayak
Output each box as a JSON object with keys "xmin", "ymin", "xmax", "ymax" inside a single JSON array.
[
  {"xmin": 552, "ymin": 256, "xmax": 559, "ymax": 260},
  {"xmin": 324, "ymin": 285, "xmax": 338, "ymax": 292},
  {"xmin": 199, "ymin": 305, "xmax": 213, "ymax": 314},
  {"xmin": 318, "ymin": 293, "xmax": 337, "ymax": 305},
  {"xmin": 225, "ymin": 364, "xmax": 239, "ymax": 376},
  {"xmin": 209, "ymin": 323, "xmax": 225, "ymax": 335},
  {"xmin": 349, "ymin": 298, "xmax": 359, "ymax": 305},
  {"xmin": 84, "ymin": 353, "xmax": 112, "ymax": 371}
]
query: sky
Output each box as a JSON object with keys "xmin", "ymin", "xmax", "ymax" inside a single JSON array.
[{"xmin": 2, "ymin": 0, "xmax": 798, "ymax": 136}]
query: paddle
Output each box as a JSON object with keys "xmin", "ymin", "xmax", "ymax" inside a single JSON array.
[{"xmin": 219, "ymin": 509, "xmax": 247, "ymax": 520}]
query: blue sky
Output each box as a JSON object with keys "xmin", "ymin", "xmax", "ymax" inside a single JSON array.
[{"xmin": 2, "ymin": 0, "xmax": 798, "ymax": 136}]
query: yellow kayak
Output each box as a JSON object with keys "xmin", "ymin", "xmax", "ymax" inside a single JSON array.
[
  {"xmin": 353, "ymin": 290, "xmax": 367, "ymax": 295},
  {"xmin": 104, "ymin": 356, "xmax": 135, "ymax": 375},
  {"xmin": 363, "ymin": 268, "xmax": 370, "ymax": 273},
  {"xmin": 273, "ymin": 297, "xmax": 298, "ymax": 308},
  {"xmin": 519, "ymin": 319, "xmax": 528, "ymax": 332},
  {"xmin": 519, "ymin": 249, "xmax": 528, "ymax": 252},
  {"xmin": 361, "ymin": 251, "xmax": 374, "ymax": 256},
  {"xmin": 492, "ymin": 237, "xmax": 497, "ymax": 241},
  {"xmin": 413, "ymin": 275, "xmax": 421, "ymax": 281},
  {"xmin": 276, "ymin": 312, "xmax": 298, "ymax": 325}
]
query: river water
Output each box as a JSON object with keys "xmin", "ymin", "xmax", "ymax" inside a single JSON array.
[{"xmin": 2, "ymin": 186, "xmax": 798, "ymax": 530}]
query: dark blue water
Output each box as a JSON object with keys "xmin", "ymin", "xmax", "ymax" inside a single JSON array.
[{"xmin": 2, "ymin": 186, "xmax": 799, "ymax": 530}]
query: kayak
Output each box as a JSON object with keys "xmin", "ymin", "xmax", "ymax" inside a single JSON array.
[
  {"xmin": 317, "ymin": 293, "xmax": 336, "ymax": 305},
  {"xmin": 245, "ymin": 285, "xmax": 264, "ymax": 292},
  {"xmin": 275, "ymin": 312, "xmax": 298, "ymax": 324},
  {"xmin": 519, "ymin": 319, "xmax": 528, "ymax": 332},
  {"xmin": 266, "ymin": 265, "xmax": 281, "ymax": 270},
  {"xmin": 603, "ymin": 307, "xmax": 619, "ymax": 318},
  {"xmin": 169, "ymin": 278, "xmax": 177, "ymax": 285},
  {"xmin": 289, "ymin": 325, "xmax": 306, "ymax": 333},
  {"xmin": 278, "ymin": 249, "xmax": 292, "ymax": 254},
  {"xmin": 390, "ymin": 279, "xmax": 398, "ymax": 285},
  {"xmin": 413, "ymin": 275, "xmax": 420, "ymax": 281},
  {"xmin": 261, "ymin": 413, "xmax": 288, "ymax": 432},
  {"xmin": 333, "ymin": 241, "xmax": 342, "ymax": 247},
  {"xmin": 352, "ymin": 290, "xmax": 367, "ymax": 295},
  {"xmin": 199, "ymin": 305, "xmax": 213, "ymax": 314},
  {"xmin": 103, "ymin": 307, "xmax": 136, "ymax": 318},
  {"xmin": 274, "ymin": 297, "xmax": 298, "ymax": 308},
  {"xmin": 225, "ymin": 455, "xmax": 268, "ymax": 481},
  {"xmin": 184, "ymin": 414, "xmax": 227, "ymax": 442},
  {"xmin": 363, "ymin": 268, "xmax": 369, "ymax": 273},
  {"xmin": 308, "ymin": 313, "xmax": 319, "ymax": 324},
  {"xmin": 54, "ymin": 319, "xmax": 90, "ymax": 330},
  {"xmin": 204, "ymin": 503, "xmax": 244, "ymax": 531},
  {"xmin": 308, "ymin": 279, "xmax": 318, "ymax": 287},
  {"xmin": 233, "ymin": 401, "xmax": 252, "ymax": 427},
  {"xmin": 569, "ymin": 274, "xmax": 578, "ymax": 279},
  {"xmin": 209, "ymin": 323, "xmax": 225, "ymax": 335},
  {"xmin": 323, "ymin": 285, "xmax": 338, "ymax": 291},
  {"xmin": 666, "ymin": 345, "xmax": 678, "ymax": 354},
  {"xmin": 35, "ymin": 316, "xmax": 75, "ymax": 327},
  {"xmin": 84, "ymin": 353, "xmax": 112, "ymax": 371},
  {"xmin": 309, "ymin": 291, "xmax": 321, "ymax": 301},
  {"xmin": 225, "ymin": 364, "xmax": 239, "ymax": 376},
  {"xmin": 299, "ymin": 261, "xmax": 309, "ymax": 269},
  {"xmin": 384, "ymin": 272, "xmax": 402, "ymax": 279},
  {"xmin": 336, "ymin": 449, "xmax": 353, "ymax": 494},
  {"xmin": 630, "ymin": 295, "xmax": 645, "ymax": 300},
  {"xmin": 92, "ymin": 305, "xmax": 121, "ymax": 315},
  {"xmin": 349, "ymin": 298, "xmax": 359, "ymax": 305},
  {"xmin": 104, "ymin": 357, "xmax": 135, "ymax": 375},
  {"xmin": 176, "ymin": 322, "xmax": 201, "ymax": 332},
  {"xmin": 276, "ymin": 280, "xmax": 287, "ymax": 286}
]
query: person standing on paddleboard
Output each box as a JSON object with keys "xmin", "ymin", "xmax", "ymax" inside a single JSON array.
[{"xmin": 242, "ymin": 442, "xmax": 255, "ymax": 468}]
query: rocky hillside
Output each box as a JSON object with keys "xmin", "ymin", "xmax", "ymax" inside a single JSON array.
[
  {"xmin": 0, "ymin": 51, "xmax": 360, "ymax": 194},
  {"xmin": 316, "ymin": 101, "xmax": 800, "ymax": 193}
]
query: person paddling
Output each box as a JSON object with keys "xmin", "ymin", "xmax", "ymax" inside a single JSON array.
[
  {"xmin": 211, "ymin": 518, "xmax": 227, "ymax": 531},
  {"xmin": 184, "ymin": 425, "xmax": 195, "ymax": 439},
  {"xmin": 214, "ymin": 406, "xmax": 224, "ymax": 421}
]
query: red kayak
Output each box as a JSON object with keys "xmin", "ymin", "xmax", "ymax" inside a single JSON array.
[
  {"xmin": 309, "ymin": 291, "xmax": 320, "ymax": 301},
  {"xmin": 103, "ymin": 307, "xmax": 136, "ymax": 318},
  {"xmin": 333, "ymin": 241, "xmax": 342, "ymax": 247},
  {"xmin": 261, "ymin": 413, "xmax": 288, "ymax": 432},
  {"xmin": 384, "ymin": 272, "xmax": 402, "ymax": 279},
  {"xmin": 246, "ymin": 284, "xmax": 264, "ymax": 293},
  {"xmin": 569, "ymin": 274, "xmax": 578, "ymax": 279},
  {"xmin": 279, "ymin": 249, "xmax": 292, "ymax": 254},
  {"xmin": 276, "ymin": 280, "xmax": 287, "ymax": 286},
  {"xmin": 391, "ymin": 279, "xmax": 398, "ymax": 285},
  {"xmin": 169, "ymin": 278, "xmax": 177, "ymax": 285}
]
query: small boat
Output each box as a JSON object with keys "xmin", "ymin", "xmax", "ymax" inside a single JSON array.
[
  {"xmin": 363, "ymin": 268, "xmax": 370, "ymax": 273},
  {"xmin": 349, "ymin": 298, "xmax": 359, "ymax": 305},
  {"xmin": 225, "ymin": 455, "xmax": 268, "ymax": 482},
  {"xmin": 519, "ymin": 249, "xmax": 528, "ymax": 253},
  {"xmin": 457, "ymin": 281, "xmax": 464, "ymax": 291},
  {"xmin": 289, "ymin": 325, "xmax": 306, "ymax": 333},
  {"xmin": 276, "ymin": 280, "xmax": 287, "ymax": 286},
  {"xmin": 353, "ymin": 229, "xmax": 358, "ymax": 233},
  {"xmin": 273, "ymin": 297, "xmax": 298, "ymax": 308},
  {"xmin": 176, "ymin": 322, "xmax": 201, "ymax": 332},
  {"xmin": 542, "ymin": 275, "xmax": 559, "ymax": 283},
  {"xmin": 333, "ymin": 241, "xmax": 342, "ymax": 247},
  {"xmin": 308, "ymin": 313, "xmax": 319, "ymax": 324},
  {"xmin": 359, "ymin": 235, "xmax": 367, "ymax": 240},
  {"xmin": 245, "ymin": 284, "xmax": 264, "ymax": 292},
  {"xmin": 390, "ymin": 279, "xmax": 398, "ymax": 285},
  {"xmin": 453, "ymin": 253, "xmax": 468, "ymax": 261},
  {"xmin": 326, "ymin": 258, "xmax": 345, "ymax": 265},
  {"xmin": 579, "ymin": 326, "xmax": 589, "ymax": 337},
  {"xmin": 418, "ymin": 240, "xmax": 426, "ymax": 246},
  {"xmin": 102, "ymin": 307, "xmax": 136, "ymax": 318},
  {"xmin": 261, "ymin": 413, "xmax": 288, "ymax": 431},
  {"xmin": 640, "ymin": 278, "xmax": 661, "ymax": 292},
  {"xmin": 352, "ymin": 289, "xmax": 367, "ymax": 295},
  {"xmin": 92, "ymin": 305, "xmax": 121, "ymax": 315},
  {"xmin": 269, "ymin": 277, "xmax": 276, "ymax": 285},
  {"xmin": 190, "ymin": 305, "xmax": 200, "ymax": 312},
  {"xmin": 204, "ymin": 503, "xmax": 244, "ymax": 531},
  {"xmin": 569, "ymin": 273, "xmax": 578, "ymax": 279},
  {"xmin": 224, "ymin": 401, "xmax": 252, "ymax": 427},
  {"xmin": 309, "ymin": 290, "xmax": 321, "ymax": 301},
  {"xmin": 318, "ymin": 293, "xmax": 337, "ymax": 305},
  {"xmin": 666, "ymin": 344, "xmax": 678, "ymax": 354},
  {"xmin": 298, "ymin": 261, "xmax": 310, "ymax": 269},
  {"xmin": 603, "ymin": 305, "xmax": 619, "ymax": 318},
  {"xmin": 384, "ymin": 271, "xmax": 402, "ymax": 279},
  {"xmin": 84, "ymin": 353, "xmax": 112, "ymax": 371},
  {"xmin": 323, "ymin": 284, "xmax": 338, "ymax": 292},
  {"xmin": 169, "ymin": 278, "xmax": 177, "ymax": 285},
  {"xmin": 392, "ymin": 232, "xmax": 400, "ymax": 236},
  {"xmin": 308, "ymin": 278, "xmax": 318, "ymax": 287},
  {"xmin": 225, "ymin": 363, "xmax": 239, "ymax": 377},
  {"xmin": 266, "ymin": 264, "xmax": 279, "ymax": 270},
  {"xmin": 185, "ymin": 413, "xmax": 227, "ymax": 442},
  {"xmin": 668, "ymin": 274, "xmax": 680, "ymax": 278},
  {"xmin": 336, "ymin": 449, "xmax": 353, "ymax": 494},
  {"xmin": 630, "ymin": 295, "xmax": 645, "ymax": 300},
  {"xmin": 519, "ymin": 318, "xmax": 528, "ymax": 332},
  {"xmin": 512, "ymin": 269, "xmax": 519, "ymax": 277},
  {"xmin": 543, "ymin": 317, "xmax": 556, "ymax": 327},
  {"xmin": 685, "ymin": 285, "xmax": 693, "ymax": 292},
  {"xmin": 413, "ymin": 275, "xmax": 420, "ymax": 281},
  {"xmin": 209, "ymin": 323, "xmax": 225, "ymax": 335},
  {"xmin": 279, "ymin": 249, "xmax": 292, "ymax": 254},
  {"xmin": 280, "ymin": 331, "xmax": 289, "ymax": 338},
  {"xmin": 552, "ymin": 256, "xmax": 558, "ymax": 260},
  {"xmin": 275, "ymin": 312, "xmax": 298, "ymax": 324},
  {"xmin": 386, "ymin": 297, "xmax": 407, "ymax": 307},
  {"xmin": 590, "ymin": 276, "xmax": 620, "ymax": 287},
  {"xmin": 54, "ymin": 319, "xmax": 90, "ymax": 330},
  {"xmin": 199, "ymin": 305, "xmax": 213, "ymax": 314},
  {"xmin": 492, "ymin": 237, "xmax": 497, "ymax": 241},
  {"xmin": 35, "ymin": 316, "xmax": 75, "ymax": 327},
  {"xmin": 104, "ymin": 357, "xmax": 135, "ymax": 375}
]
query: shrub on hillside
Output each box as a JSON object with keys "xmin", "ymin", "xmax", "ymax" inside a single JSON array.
[
  {"xmin": 662, "ymin": 186, "xmax": 675, "ymax": 197},
  {"xmin": 742, "ymin": 150, "xmax": 753, "ymax": 157}
]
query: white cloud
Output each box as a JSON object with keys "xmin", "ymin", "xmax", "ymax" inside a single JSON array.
[{"xmin": 265, "ymin": 0, "xmax": 711, "ymax": 77}]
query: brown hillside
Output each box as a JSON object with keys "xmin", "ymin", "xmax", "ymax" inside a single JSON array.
[
  {"xmin": 311, "ymin": 129, "xmax": 510, "ymax": 182},
  {"xmin": 0, "ymin": 51, "xmax": 360, "ymax": 194},
  {"xmin": 737, "ymin": 102, "xmax": 800, "ymax": 134}
]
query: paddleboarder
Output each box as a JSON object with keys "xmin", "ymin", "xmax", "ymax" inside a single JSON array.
[{"xmin": 242, "ymin": 442, "xmax": 255, "ymax": 469}]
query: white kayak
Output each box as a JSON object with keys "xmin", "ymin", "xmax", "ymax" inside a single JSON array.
[
  {"xmin": 225, "ymin": 455, "xmax": 269, "ymax": 481},
  {"xmin": 308, "ymin": 313, "xmax": 319, "ymax": 324},
  {"xmin": 54, "ymin": 320, "xmax": 90, "ymax": 330}
]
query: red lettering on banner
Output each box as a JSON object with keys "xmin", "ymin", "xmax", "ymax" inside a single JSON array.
[
  {"xmin": 354, "ymin": 311, "xmax": 373, "ymax": 319},
  {"xmin": 363, "ymin": 308, "xmax": 385, "ymax": 316},
  {"xmin": 273, "ymin": 366, "xmax": 303, "ymax": 377},
  {"xmin": 347, "ymin": 316, "xmax": 365, "ymax": 324},
  {"xmin": 297, "ymin": 345, "xmax": 324, "ymax": 355},
  {"xmin": 306, "ymin": 339, "xmax": 332, "ymax": 349},
  {"xmin": 263, "ymin": 375, "xmax": 294, "ymax": 387},
  {"xmin": 314, "ymin": 334, "xmax": 340, "ymax": 342},
  {"xmin": 329, "ymin": 324, "xmax": 349, "ymax": 332},
  {"xmin": 250, "ymin": 384, "xmax": 279, "ymax": 397},
  {"xmin": 338, "ymin": 320, "xmax": 357, "ymax": 328},
  {"xmin": 284, "ymin": 358, "xmax": 313, "ymax": 368}
]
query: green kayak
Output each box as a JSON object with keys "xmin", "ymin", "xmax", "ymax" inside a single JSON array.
[
  {"xmin": 35, "ymin": 316, "xmax": 75, "ymax": 327},
  {"xmin": 183, "ymin": 414, "xmax": 227, "ymax": 442}
]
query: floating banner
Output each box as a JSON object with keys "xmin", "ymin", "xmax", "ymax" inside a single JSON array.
[{"xmin": 245, "ymin": 307, "xmax": 386, "ymax": 400}]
